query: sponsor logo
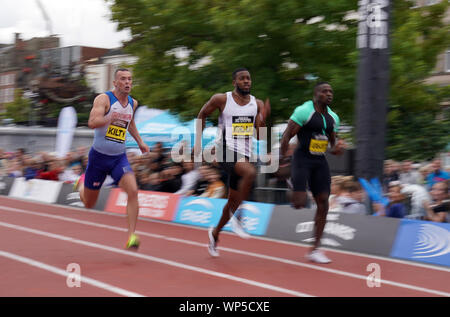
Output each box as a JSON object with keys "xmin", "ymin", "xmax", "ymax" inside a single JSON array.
[
  {"xmin": 295, "ymin": 212, "xmax": 357, "ymax": 247},
  {"xmin": 174, "ymin": 197, "xmax": 274, "ymax": 236},
  {"xmin": 105, "ymin": 189, "xmax": 179, "ymax": 221},
  {"xmin": 412, "ymin": 224, "xmax": 450, "ymax": 259},
  {"xmin": 391, "ymin": 220, "xmax": 450, "ymax": 267}
]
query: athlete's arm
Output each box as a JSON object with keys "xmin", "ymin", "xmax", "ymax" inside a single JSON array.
[
  {"xmin": 87, "ymin": 94, "xmax": 110, "ymax": 129},
  {"xmin": 280, "ymin": 119, "xmax": 301, "ymax": 158},
  {"xmin": 128, "ymin": 100, "xmax": 150, "ymax": 154},
  {"xmin": 255, "ymin": 98, "xmax": 271, "ymax": 139},
  {"xmin": 328, "ymin": 132, "xmax": 345, "ymax": 155},
  {"xmin": 194, "ymin": 94, "xmax": 226, "ymax": 157}
]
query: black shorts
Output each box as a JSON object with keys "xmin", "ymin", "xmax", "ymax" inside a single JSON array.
[
  {"xmin": 291, "ymin": 152, "xmax": 331, "ymax": 196},
  {"xmin": 217, "ymin": 147, "xmax": 250, "ymax": 191}
]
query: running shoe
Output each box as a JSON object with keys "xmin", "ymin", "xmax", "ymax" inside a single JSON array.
[
  {"xmin": 229, "ymin": 212, "xmax": 250, "ymax": 239},
  {"xmin": 306, "ymin": 249, "xmax": 331, "ymax": 264},
  {"xmin": 73, "ymin": 173, "xmax": 85, "ymax": 191},
  {"xmin": 126, "ymin": 233, "xmax": 140, "ymax": 250},
  {"xmin": 207, "ymin": 227, "xmax": 219, "ymax": 257}
]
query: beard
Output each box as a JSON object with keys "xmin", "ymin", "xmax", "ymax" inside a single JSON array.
[{"xmin": 236, "ymin": 85, "xmax": 250, "ymax": 96}]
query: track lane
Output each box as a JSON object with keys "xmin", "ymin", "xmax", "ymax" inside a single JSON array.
[{"xmin": 1, "ymin": 198, "xmax": 448, "ymax": 297}]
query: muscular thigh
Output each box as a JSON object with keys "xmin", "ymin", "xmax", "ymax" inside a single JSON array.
[{"xmin": 309, "ymin": 159, "xmax": 331, "ymax": 196}]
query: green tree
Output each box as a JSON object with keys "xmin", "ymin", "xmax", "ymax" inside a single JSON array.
[
  {"xmin": 387, "ymin": 0, "xmax": 450, "ymax": 160},
  {"xmin": 2, "ymin": 89, "xmax": 32, "ymax": 124},
  {"xmin": 110, "ymin": 0, "xmax": 358, "ymax": 123},
  {"xmin": 109, "ymin": 0, "xmax": 449, "ymax": 160}
]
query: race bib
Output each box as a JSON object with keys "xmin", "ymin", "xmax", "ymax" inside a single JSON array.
[
  {"xmin": 232, "ymin": 116, "xmax": 254, "ymax": 138},
  {"xmin": 105, "ymin": 120, "xmax": 128, "ymax": 143},
  {"xmin": 309, "ymin": 135, "xmax": 328, "ymax": 155}
]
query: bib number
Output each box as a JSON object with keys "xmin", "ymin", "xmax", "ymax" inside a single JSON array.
[
  {"xmin": 309, "ymin": 135, "xmax": 328, "ymax": 155},
  {"xmin": 232, "ymin": 116, "xmax": 254, "ymax": 138},
  {"xmin": 105, "ymin": 121, "xmax": 128, "ymax": 143}
]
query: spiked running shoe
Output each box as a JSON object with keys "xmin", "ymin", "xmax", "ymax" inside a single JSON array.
[
  {"xmin": 229, "ymin": 212, "xmax": 250, "ymax": 239},
  {"xmin": 126, "ymin": 233, "xmax": 140, "ymax": 250},
  {"xmin": 73, "ymin": 173, "xmax": 85, "ymax": 191},
  {"xmin": 207, "ymin": 227, "xmax": 219, "ymax": 257}
]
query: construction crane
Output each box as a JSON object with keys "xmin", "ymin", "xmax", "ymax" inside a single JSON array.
[{"xmin": 35, "ymin": 0, "xmax": 53, "ymax": 36}]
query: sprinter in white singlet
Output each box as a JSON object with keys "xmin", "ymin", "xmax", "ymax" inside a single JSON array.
[{"xmin": 195, "ymin": 68, "xmax": 271, "ymax": 257}]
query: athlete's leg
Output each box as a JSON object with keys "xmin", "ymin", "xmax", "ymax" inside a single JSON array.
[
  {"xmin": 118, "ymin": 172, "xmax": 139, "ymax": 237},
  {"xmin": 79, "ymin": 184, "xmax": 100, "ymax": 209},
  {"xmin": 212, "ymin": 160, "xmax": 256, "ymax": 239},
  {"xmin": 312, "ymin": 191, "xmax": 329, "ymax": 250}
]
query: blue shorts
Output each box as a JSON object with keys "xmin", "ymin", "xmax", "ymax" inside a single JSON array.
[{"xmin": 84, "ymin": 148, "xmax": 133, "ymax": 190}]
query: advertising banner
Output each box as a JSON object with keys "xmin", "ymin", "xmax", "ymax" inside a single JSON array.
[
  {"xmin": 0, "ymin": 176, "xmax": 14, "ymax": 196},
  {"xmin": 174, "ymin": 197, "xmax": 274, "ymax": 236},
  {"xmin": 265, "ymin": 206, "xmax": 400, "ymax": 256},
  {"xmin": 104, "ymin": 188, "xmax": 180, "ymax": 221},
  {"xmin": 8, "ymin": 178, "xmax": 63, "ymax": 204},
  {"xmin": 56, "ymin": 183, "xmax": 110, "ymax": 210},
  {"xmin": 390, "ymin": 219, "xmax": 450, "ymax": 267}
]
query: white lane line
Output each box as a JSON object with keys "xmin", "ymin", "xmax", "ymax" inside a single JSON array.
[
  {"xmin": 1, "ymin": 206, "xmax": 449, "ymax": 297},
  {"xmin": 0, "ymin": 221, "xmax": 312, "ymax": 297},
  {"xmin": 1, "ymin": 196, "xmax": 447, "ymax": 273},
  {"xmin": 0, "ymin": 250, "xmax": 144, "ymax": 297}
]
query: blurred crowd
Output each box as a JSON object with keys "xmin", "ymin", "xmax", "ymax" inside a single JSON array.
[
  {"xmin": 0, "ymin": 144, "xmax": 449, "ymax": 223},
  {"xmin": 327, "ymin": 157, "xmax": 450, "ymax": 223},
  {"xmin": 0, "ymin": 142, "xmax": 227, "ymax": 199}
]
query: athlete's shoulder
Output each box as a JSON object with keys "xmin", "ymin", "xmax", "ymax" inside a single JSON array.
[
  {"xmin": 327, "ymin": 106, "xmax": 340, "ymax": 131},
  {"xmin": 327, "ymin": 106, "xmax": 340, "ymax": 122},
  {"xmin": 209, "ymin": 93, "xmax": 228, "ymax": 105},
  {"xmin": 93, "ymin": 93, "xmax": 110, "ymax": 105},
  {"xmin": 290, "ymin": 100, "xmax": 314, "ymax": 126}
]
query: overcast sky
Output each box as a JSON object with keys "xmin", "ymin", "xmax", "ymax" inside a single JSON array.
[{"xmin": 0, "ymin": 0, "xmax": 131, "ymax": 48}]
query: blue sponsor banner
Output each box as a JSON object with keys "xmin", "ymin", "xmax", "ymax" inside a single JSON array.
[
  {"xmin": 174, "ymin": 196, "xmax": 274, "ymax": 236},
  {"xmin": 390, "ymin": 219, "xmax": 450, "ymax": 267}
]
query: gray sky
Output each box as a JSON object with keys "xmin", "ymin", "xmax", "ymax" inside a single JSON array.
[{"xmin": 0, "ymin": 0, "xmax": 131, "ymax": 48}]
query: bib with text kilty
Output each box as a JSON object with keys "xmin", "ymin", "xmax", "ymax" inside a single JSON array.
[
  {"xmin": 105, "ymin": 120, "xmax": 128, "ymax": 143},
  {"xmin": 232, "ymin": 116, "xmax": 254, "ymax": 138},
  {"xmin": 309, "ymin": 134, "xmax": 328, "ymax": 155}
]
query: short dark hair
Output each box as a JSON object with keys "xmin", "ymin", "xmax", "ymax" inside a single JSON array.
[
  {"xmin": 232, "ymin": 68, "xmax": 249, "ymax": 80},
  {"xmin": 114, "ymin": 68, "xmax": 130, "ymax": 78},
  {"xmin": 313, "ymin": 81, "xmax": 330, "ymax": 94}
]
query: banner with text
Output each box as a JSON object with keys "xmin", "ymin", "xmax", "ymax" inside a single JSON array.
[
  {"xmin": 265, "ymin": 205, "xmax": 400, "ymax": 257},
  {"xmin": 104, "ymin": 188, "xmax": 180, "ymax": 222}
]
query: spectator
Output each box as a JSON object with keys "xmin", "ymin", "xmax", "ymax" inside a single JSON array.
[
  {"xmin": 373, "ymin": 181, "xmax": 406, "ymax": 218},
  {"xmin": 423, "ymin": 181, "xmax": 449, "ymax": 223},
  {"xmin": 192, "ymin": 165, "xmax": 211, "ymax": 196},
  {"xmin": 426, "ymin": 158, "xmax": 449, "ymax": 190},
  {"xmin": 38, "ymin": 156, "xmax": 64, "ymax": 181},
  {"xmin": 175, "ymin": 160, "xmax": 200, "ymax": 196},
  {"xmin": 141, "ymin": 172, "xmax": 163, "ymax": 192},
  {"xmin": 6, "ymin": 157, "xmax": 22, "ymax": 178},
  {"xmin": 200, "ymin": 168, "xmax": 226, "ymax": 198},
  {"xmin": 400, "ymin": 183, "xmax": 431, "ymax": 219},
  {"xmin": 418, "ymin": 163, "xmax": 432, "ymax": 188},
  {"xmin": 59, "ymin": 163, "xmax": 83, "ymax": 184},
  {"xmin": 336, "ymin": 179, "xmax": 367, "ymax": 215},
  {"xmin": 23, "ymin": 155, "xmax": 41, "ymax": 180},
  {"xmin": 382, "ymin": 160, "xmax": 399, "ymax": 193},
  {"xmin": 329, "ymin": 175, "xmax": 346, "ymax": 212},
  {"xmin": 159, "ymin": 164, "xmax": 183, "ymax": 193},
  {"xmin": 399, "ymin": 160, "xmax": 421, "ymax": 185}
]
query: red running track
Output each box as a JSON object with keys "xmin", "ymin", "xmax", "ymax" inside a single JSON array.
[{"xmin": 0, "ymin": 196, "xmax": 449, "ymax": 297}]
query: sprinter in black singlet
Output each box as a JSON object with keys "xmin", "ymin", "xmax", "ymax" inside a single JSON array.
[{"xmin": 280, "ymin": 82, "xmax": 345, "ymax": 264}]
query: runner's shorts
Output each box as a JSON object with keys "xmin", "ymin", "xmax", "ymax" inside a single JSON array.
[
  {"xmin": 217, "ymin": 146, "xmax": 251, "ymax": 191},
  {"xmin": 291, "ymin": 152, "xmax": 331, "ymax": 196},
  {"xmin": 84, "ymin": 148, "xmax": 133, "ymax": 190}
]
